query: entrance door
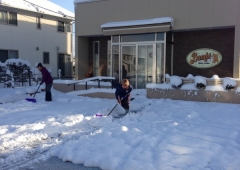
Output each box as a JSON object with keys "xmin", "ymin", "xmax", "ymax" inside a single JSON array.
[
  {"xmin": 121, "ymin": 45, "xmax": 136, "ymax": 88},
  {"xmin": 120, "ymin": 44, "xmax": 154, "ymax": 89},
  {"xmin": 58, "ymin": 54, "xmax": 72, "ymax": 77},
  {"xmin": 137, "ymin": 45, "xmax": 154, "ymax": 88}
]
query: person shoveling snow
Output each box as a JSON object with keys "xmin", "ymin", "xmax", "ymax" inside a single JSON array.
[
  {"xmin": 115, "ymin": 79, "xmax": 133, "ymax": 114},
  {"xmin": 95, "ymin": 79, "xmax": 133, "ymax": 118}
]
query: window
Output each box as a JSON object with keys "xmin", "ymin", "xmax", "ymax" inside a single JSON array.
[
  {"xmin": 8, "ymin": 12, "xmax": 17, "ymax": 25},
  {"xmin": 0, "ymin": 11, "xmax": 7, "ymax": 24},
  {"xmin": 36, "ymin": 17, "xmax": 41, "ymax": 29},
  {"xmin": 43, "ymin": 52, "xmax": 49, "ymax": 64},
  {"xmin": 0, "ymin": 50, "xmax": 18, "ymax": 63},
  {"xmin": 157, "ymin": 33, "xmax": 164, "ymax": 41},
  {"xmin": 93, "ymin": 41, "xmax": 99, "ymax": 76},
  {"xmin": 65, "ymin": 23, "xmax": 71, "ymax": 32},
  {"xmin": 121, "ymin": 33, "xmax": 155, "ymax": 42},
  {"xmin": 58, "ymin": 21, "xmax": 71, "ymax": 32},
  {"xmin": 112, "ymin": 36, "xmax": 119, "ymax": 43},
  {"xmin": 0, "ymin": 10, "xmax": 17, "ymax": 25},
  {"xmin": 8, "ymin": 50, "xmax": 18, "ymax": 59}
]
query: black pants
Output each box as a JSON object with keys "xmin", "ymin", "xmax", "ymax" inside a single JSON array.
[
  {"xmin": 45, "ymin": 83, "xmax": 52, "ymax": 101},
  {"xmin": 121, "ymin": 97, "xmax": 129, "ymax": 111}
]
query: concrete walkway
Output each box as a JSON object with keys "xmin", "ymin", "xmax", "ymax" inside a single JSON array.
[{"xmin": 20, "ymin": 156, "xmax": 102, "ymax": 170}]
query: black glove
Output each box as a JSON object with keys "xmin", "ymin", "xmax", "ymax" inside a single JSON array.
[{"xmin": 40, "ymin": 82, "xmax": 43, "ymax": 85}]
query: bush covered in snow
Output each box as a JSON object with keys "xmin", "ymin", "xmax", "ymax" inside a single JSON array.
[
  {"xmin": 223, "ymin": 77, "xmax": 236, "ymax": 90},
  {"xmin": 0, "ymin": 59, "xmax": 39, "ymax": 87},
  {"xmin": 170, "ymin": 76, "xmax": 183, "ymax": 89},
  {"xmin": 194, "ymin": 76, "xmax": 207, "ymax": 90}
]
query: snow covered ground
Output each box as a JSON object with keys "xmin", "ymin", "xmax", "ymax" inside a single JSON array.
[{"xmin": 0, "ymin": 85, "xmax": 240, "ymax": 170}]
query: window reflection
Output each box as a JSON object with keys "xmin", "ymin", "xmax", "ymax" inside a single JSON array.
[
  {"xmin": 122, "ymin": 33, "xmax": 155, "ymax": 42},
  {"xmin": 112, "ymin": 36, "xmax": 119, "ymax": 43},
  {"xmin": 157, "ymin": 33, "xmax": 164, "ymax": 41}
]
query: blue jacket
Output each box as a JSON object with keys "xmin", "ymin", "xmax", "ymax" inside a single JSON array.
[{"xmin": 115, "ymin": 84, "xmax": 133, "ymax": 100}]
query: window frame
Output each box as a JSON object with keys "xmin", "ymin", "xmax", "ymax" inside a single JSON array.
[
  {"xmin": 8, "ymin": 50, "xmax": 18, "ymax": 59},
  {"xmin": 8, "ymin": 12, "xmax": 17, "ymax": 26},
  {"xmin": 43, "ymin": 52, "xmax": 50, "ymax": 64},
  {"xmin": 36, "ymin": 17, "xmax": 41, "ymax": 29},
  {"xmin": 0, "ymin": 49, "xmax": 19, "ymax": 63},
  {"xmin": 0, "ymin": 10, "xmax": 8, "ymax": 25},
  {"xmin": 57, "ymin": 21, "xmax": 71, "ymax": 33},
  {"xmin": 0, "ymin": 10, "xmax": 17, "ymax": 26}
]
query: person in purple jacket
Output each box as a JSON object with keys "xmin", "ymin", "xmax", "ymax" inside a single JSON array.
[{"xmin": 37, "ymin": 63, "xmax": 53, "ymax": 101}]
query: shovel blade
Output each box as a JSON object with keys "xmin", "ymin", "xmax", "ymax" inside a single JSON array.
[{"xmin": 26, "ymin": 98, "xmax": 37, "ymax": 103}]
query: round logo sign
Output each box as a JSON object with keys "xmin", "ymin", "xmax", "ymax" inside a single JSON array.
[{"xmin": 186, "ymin": 48, "xmax": 222, "ymax": 68}]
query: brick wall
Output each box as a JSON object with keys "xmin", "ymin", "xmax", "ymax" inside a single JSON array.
[{"xmin": 173, "ymin": 28, "xmax": 235, "ymax": 78}]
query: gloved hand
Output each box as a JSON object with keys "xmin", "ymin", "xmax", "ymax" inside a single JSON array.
[{"xmin": 40, "ymin": 82, "xmax": 43, "ymax": 85}]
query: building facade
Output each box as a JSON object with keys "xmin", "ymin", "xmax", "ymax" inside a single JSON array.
[
  {"xmin": 0, "ymin": 1, "xmax": 74, "ymax": 78},
  {"xmin": 74, "ymin": 0, "xmax": 240, "ymax": 89}
]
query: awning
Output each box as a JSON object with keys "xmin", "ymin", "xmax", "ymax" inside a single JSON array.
[{"xmin": 101, "ymin": 17, "xmax": 174, "ymax": 35}]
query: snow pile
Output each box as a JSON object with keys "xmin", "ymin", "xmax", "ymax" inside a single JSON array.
[
  {"xmin": 170, "ymin": 76, "xmax": 182, "ymax": 89},
  {"xmin": 186, "ymin": 74, "xmax": 194, "ymax": 79},
  {"xmin": 25, "ymin": 87, "xmax": 36, "ymax": 94},
  {"xmin": 165, "ymin": 74, "xmax": 171, "ymax": 79},
  {"xmin": 211, "ymin": 74, "xmax": 220, "ymax": 79},
  {"xmin": 16, "ymin": 89, "xmax": 27, "ymax": 95},
  {"xmin": 205, "ymin": 85, "xmax": 226, "ymax": 91},
  {"xmin": 0, "ymin": 87, "xmax": 240, "ymax": 169},
  {"xmin": 223, "ymin": 77, "xmax": 236, "ymax": 90},
  {"xmin": 194, "ymin": 76, "xmax": 207, "ymax": 89},
  {"xmin": 146, "ymin": 83, "xmax": 172, "ymax": 89},
  {"xmin": 5, "ymin": 59, "xmax": 31, "ymax": 67}
]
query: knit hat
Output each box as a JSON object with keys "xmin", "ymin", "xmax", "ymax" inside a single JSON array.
[{"xmin": 36, "ymin": 63, "xmax": 43, "ymax": 68}]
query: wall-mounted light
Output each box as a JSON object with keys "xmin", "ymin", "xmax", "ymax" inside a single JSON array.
[{"xmin": 36, "ymin": 47, "xmax": 39, "ymax": 50}]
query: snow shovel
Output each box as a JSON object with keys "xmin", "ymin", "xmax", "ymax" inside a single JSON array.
[
  {"xmin": 107, "ymin": 96, "xmax": 134, "ymax": 116},
  {"xmin": 26, "ymin": 84, "xmax": 41, "ymax": 103},
  {"xmin": 95, "ymin": 102, "xmax": 120, "ymax": 117}
]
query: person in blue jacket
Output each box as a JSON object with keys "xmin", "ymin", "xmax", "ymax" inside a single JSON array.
[{"xmin": 115, "ymin": 79, "xmax": 133, "ymax": 113}]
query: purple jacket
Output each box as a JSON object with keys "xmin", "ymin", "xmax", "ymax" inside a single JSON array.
[{"xmin": 40, "ymin": 67, "xmax": 53, "ymax": 84}]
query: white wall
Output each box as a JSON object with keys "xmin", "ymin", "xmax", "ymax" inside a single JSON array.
[{"xmin": 0, "ymin": 9, "xmax": 72, "ymax": 78}]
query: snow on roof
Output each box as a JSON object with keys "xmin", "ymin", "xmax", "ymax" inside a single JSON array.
[
  {"xmin": 0, "ymin": 0, "xmax": 74, "ymax": 19},
  {"xmin": 101, "ymin": 17, "xmax": 174, "ymax": 28}
]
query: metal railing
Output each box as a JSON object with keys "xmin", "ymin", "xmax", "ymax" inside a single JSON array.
[
  {"xmin": 0, "ymin": 71, "xmax": 39, "ymax": 88},
  {"xmin": 67, "ymin": 76, "xmax": 115, "ymax": 90}
]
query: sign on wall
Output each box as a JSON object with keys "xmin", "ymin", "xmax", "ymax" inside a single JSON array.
[{"xmin": 186, "ymin": 48, "xmax": 222, "ymax": 68}]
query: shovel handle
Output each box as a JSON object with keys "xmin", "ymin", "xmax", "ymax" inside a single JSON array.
[
  {"xmin": 32, "ymin": 84, "xmax": 41, "ymax": 99},
  {"xmin": 107, "ymin": 103, "xmax": 118, "ymax": 116}
]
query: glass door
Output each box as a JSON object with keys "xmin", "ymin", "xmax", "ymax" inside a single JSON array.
[
  {"xmin": 121, "ymin": 45, "xmax": 136, "ymax": 88},
  {"xmin": 137, "ymin": 45, "xmax": 153, "ymax": 88},
  {"xmin": 58, "ymin": 54, "xmax": 72, "ymax": 77}
]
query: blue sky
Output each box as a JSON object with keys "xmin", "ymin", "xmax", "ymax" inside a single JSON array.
[{"xmin": 50, "ymin": 0, "xmax": 74, "ymax": 13}]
